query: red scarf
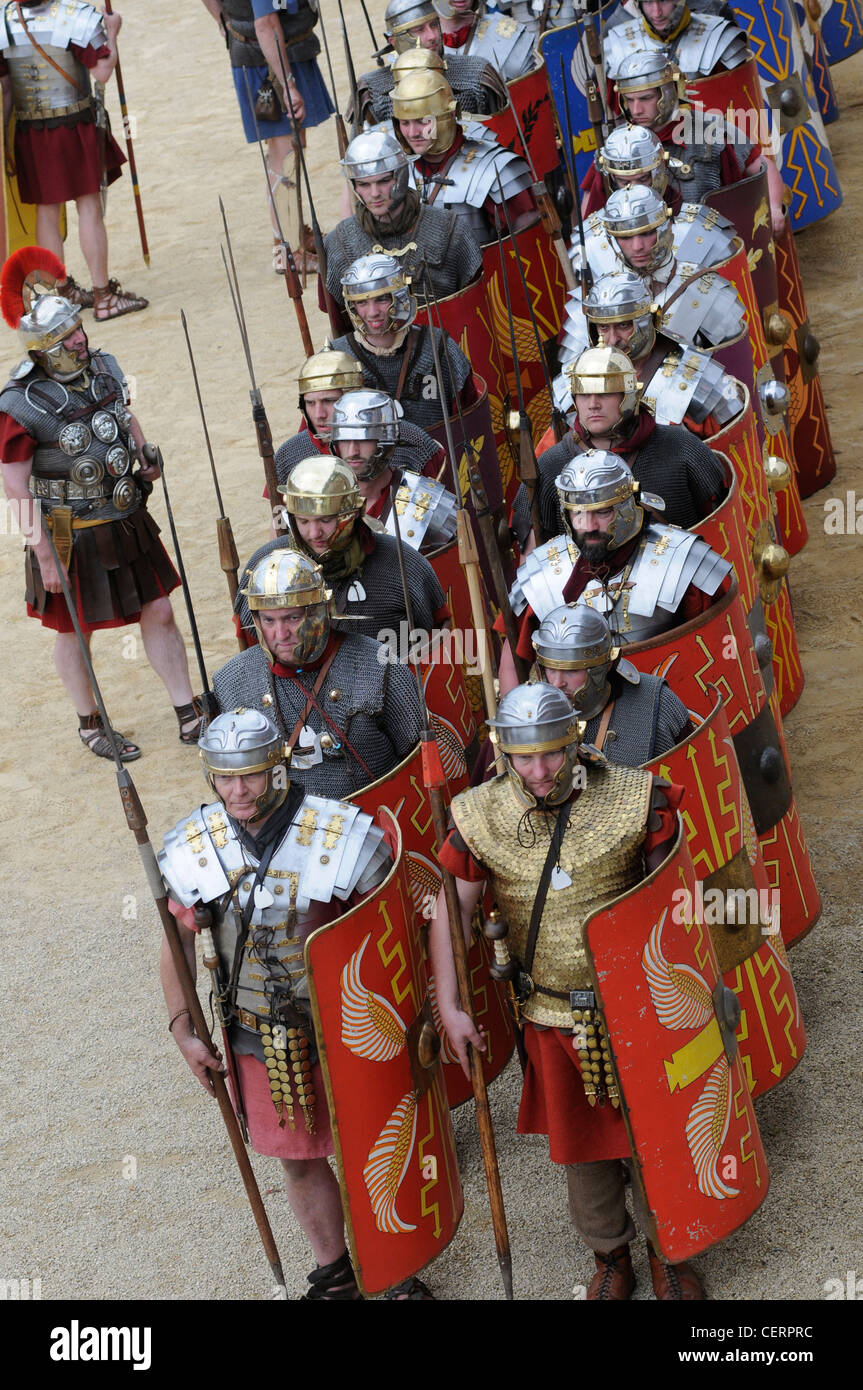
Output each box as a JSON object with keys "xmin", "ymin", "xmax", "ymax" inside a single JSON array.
[
  {"xmin": 442, "ymin": 22, "xmax": 473, "ymax": 47},
  {"xmin": 561, "ymin": 531, "xmax": 643, "ymax": 605},
  {"xmin": 572, "ymin": 407, "xmax": 657, "ymax": 458},
  {"xmin": 415, "ymin": 127, "xmax": 465, "ymax": 178}
]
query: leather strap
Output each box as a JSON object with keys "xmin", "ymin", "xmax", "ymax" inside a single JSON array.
[
  {"xmin": 522, "ymin": 799, "xmax": 574, "ymax": 980},
  {"xmin": 593, "ymin": 700, "xmax": 615, "ymax": 753},
  {"xmin": 284, "ymin": 640, "xmax": 341, "ymax": 750},
  {"xmin": 395, "ymin": 326, "xmax": 421, "ymax": 401},
  {"xmin": 14, "ymin": 3, "xmax": 88, "ymax": 95}
]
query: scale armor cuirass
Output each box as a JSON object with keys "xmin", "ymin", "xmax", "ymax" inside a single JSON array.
[
  {"xmin": 212, "ymin": 636, "xmax": 423, "ymax": 800},
  {"xmin": 451, "ymin": 764, "xmax": 653, "ymax": 1027},
  {"xmin": 511, "ymin": 424, "xmax": 727, "ymax": 545},
  {"xmin": 411, "ymin": 137, "xmax": 533, "ymax": 245},
  {"xmin": 0, "ymin": 352, "xmax": 143, "ymax": 522},
  {"xmin": 604, "ymin": 12, "xmax": 749, "ymax": 80},
  {"xmin": 158, "ymin": 795, "xmax": 391, "ymax": 1054},
  {"xmin": 331, "ymin": 328, "xmax": 471, "ymax": 433},
  {"xmin": 0, "ymin": 1, "xmax": 101, "ymax": 121},
  {"xmin": 355, "ymin": 52, "xmax": 505, "ymax": 125},
  {"xmin": 218, "ymin": 0, "xmax": 320, "ymax": 68},
  {"xmin": 324, "ymin": 205, "xmax": 482, "ymax": 308},
  {"xmin": 581, "ymin": 672, "xmax": 691, "ymax": 766},
  {"xmin": 233, "ymin": 532, "xmax": 446, "ymax": 641}
]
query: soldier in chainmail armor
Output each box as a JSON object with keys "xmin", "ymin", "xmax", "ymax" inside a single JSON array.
[
  {"xmin": 213, "ymin": 552, "xmax": 424, "ymax": 800},
  {"xmin": 0, "ymin": 250, "xmax": 203, "ymax": 758},
  {"xmin": 159, "ymin": 707, "xmax": 393, "ymax": 1300},
  {"xmin": 324, "ymin": 130, "xmax": 483, "ymax": 310},
  {"xmin": 351, "ymin": 0, "xmax": 507, "ymax": 127},
  {"xmin": 511, "ymin": 346, "xmax": 727, "ymax": 548},
  {"xmin": 234, "ymin": 455, "xmax": 450, "ymax": 642},
  {"xmin": 330, "ymin": 253, "xmax": 475, "ymax": 434},
  {"xmin": 428, "ymin": 682, "xmax": 705, "ymax": 1299}
]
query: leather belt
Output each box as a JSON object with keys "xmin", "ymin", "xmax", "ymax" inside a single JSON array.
[
  {"xmin": 236, "ymin": 1008, "xmax": 268, "ymax": 1032},
  {"xmin": 224, "ymin": 21, "xmax": 314, "ymax": 45},
  {"xmin": 30, "ymin": 476, "xmax": 113, "ymax": 502},
  {"xmin": 18, "ymin": 96, "xmax": 93, "ymax": 121}
]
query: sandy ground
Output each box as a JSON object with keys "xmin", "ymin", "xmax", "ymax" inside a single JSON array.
[{"xmin": 0, "ymin": 1, "xmax": 861, "ymax": 1305}]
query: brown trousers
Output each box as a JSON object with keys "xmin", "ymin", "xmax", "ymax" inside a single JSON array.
[{"xmin": 566, "ymin": 1158, "xmax": 651, "ymax": 1255}]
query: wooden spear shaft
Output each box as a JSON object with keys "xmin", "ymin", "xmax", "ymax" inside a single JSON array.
[{"xmin": 104, "ymin": 0, "xmax": 149, "ymax": 265}]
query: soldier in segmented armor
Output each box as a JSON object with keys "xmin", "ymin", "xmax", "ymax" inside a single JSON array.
[
  {"xmin": 500, "ymin": 450, "xmax": 732, "ymax": 693},
  {"xmin": 429, "ymin": 683, "xmax": 703, "ymax": 1299},
  {"xmin": 433, "ymin": 0, "xmax": 537, "ymax": 81},
  {"xmin": 158, "ymin": 707, "xmax": 393, "ymax": 1300},
  {"xmin": 0, "ymin": 250, "xmax": 203, "ymax": 759},
  {"xmin": 330, "ymin": 253, "xmax": 475, "ymax": 433},
  {"xmin": 555, "ymin": 269, "xmax": 745, "ymax": 440},
  {"xmin": 532, "ymin": 605, "xmax": 692, "ymax": 762},
  {"xmin": 235, "ymin": 455, "xmax": 451, "ymax": 642},
  {"xmin": 351, "ymin": 0, "xmax": 507, "ymax": 127},
  {"xmin": 212, "ymin": 551, "xmax": 424, "ymax": 799},
  {"xmin": 0, "ymin": 2, "xmax": 145, "ymax": 317},
  {"xmin": 391, "ymin": 69, "xmax": 536, "ymax": 241},
  {"xmin": 511, "ymin": 345, "xmax": 727, "ymax": 549},
  {"xmin": 328, "ymin": 390, "xmax": 457, "ymax": 548},
  {"xmin": 323, "ymin": 131, "xmax": 483, "ymax": 313}
]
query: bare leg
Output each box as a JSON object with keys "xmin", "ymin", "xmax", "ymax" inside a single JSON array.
[
  {"xmin": 75, "ymin": 191, "xmax": 109, "ymax": 288},
  {"xmin": 138, "ymin": 597, "xmax": 194, "ymax": 707},
  {"xmin": 53, "ymin": 631, "xmax": 97, "ymax": 715},
  {"xmin": 265, "ymin": 133, "xmax": 296, "ymax": 237},
  {"xmin": 36, "ymin": 204, "xmax": 65, "ymax": 264},
  {"xmin": 280, "ymin": 1157, "xmax": 349, "ymax": 1268}
]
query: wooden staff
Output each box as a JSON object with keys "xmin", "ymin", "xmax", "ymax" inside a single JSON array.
[{"xmin": 104, "ymin": 0, "xmax": 149, "ymax": 265}]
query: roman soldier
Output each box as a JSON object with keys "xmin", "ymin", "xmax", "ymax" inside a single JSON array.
[
  {"xmin": 158, "ymin": 707, "xmax": 394, "ymax": 1300},
  {"xmin": 581, "ymin": 123, "xmax": 687, "ymax": 218},
  {"xmin": 433, "ymin": 0, "xmax": 537, "ymax": 81},
  {"xmin": 500, "ymin": 449, "xmax": 732, "ymax": 692},
  {"xmin": 212, "ymin": 551, "xmax": 425, "ymax": 798},
  {"xmin": 235, "ymin": 455, "xmax": 451, "ymax": 641},
  {"xmin": 323, "ymin": 131, "xmax": 483, "ymax": 310},
  {"xmin": 512, "ymin": 346, "xmax": 728, "ymax": 550},
  {"xmin": 531, "ymin": 604, "xmax": 692, "ymax": 762},
  {"xmin": 330, "ymin": 253, "xmax": 475, "ymax": 433},
  {"xmin": 328, "ymin": 390, "xmax": 457, "ymax": 548},
  {"xmin": 428, "ymin": 682, "xmax": 704, "ymax": 1299},
  {"xmin": 0, "ymin": 2, "xmax": 146, "ymax": 317},
  {"xmin": 556, "ymin": 270, "xmax": 745, "ymax": 439},
  {"xmin": 0, "ymin": 249, "xmax": 202, "ymax": 758},
  {"xmin": 604, "ymin": 1, "xmax": 749, "ymax": 80},
  {"xmin": 273, "ymin": 346, "xmax": 365, "ymax": 488},
  {"xmin": 391, "ymin": 69, "xmax": 536, "ymax": 240},
  {"xmin": 352, "ymin": 0, "xmax": 507, "ymax": 126}
]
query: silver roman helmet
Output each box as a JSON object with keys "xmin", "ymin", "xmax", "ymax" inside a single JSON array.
[
  {"xmin": 385, "ymin": 0, "xmax": 442, "ymax": 50},
  {"xmin": 597, "ymin": 124, "xmax": 670, "ymax": 198},
  {"xmin": 532, "ymin": 605, "xmax": 639, "ymax": 721},
  {"xmin": 487, "ymin": 682, "xmax": 584, "ymax": 808},
  {"xmin": 241, "ymin": 551, "xmax": 331, "ymax": 664},
  {"xmin": 565, "ymin": 344, "xmax": 643, "ymax": 438},
  {"xmin": 19, "ymin": 293, "xmax": 85, "ymax": 382},
  {"xmin": 199, "ymin": 708, "xmax": 290, "ymax": 822},
  {"xmin": 602, "ymin": 185, "xmax": 674, "ymax": 275},
  {"xmin": 329, "ymin": 389, "xmax": 403, "ymax": 480},
  {"xmin": 555, "ymin": 449, "xmax": 660, "ymax": 551},
  {"xmin": 613, "ymin": 48, "xmax": 682, "ymax": 127},
  {"xmin": 583, "ymin": 270, "xmax": 657, "ymax": 360},
  {"xmin": 340, "ymin": 252, "xmax": 417, "ymax": 336},
  {"xmin": 340, "ymin": 131, "xmax": 413, "ymax": 207}
]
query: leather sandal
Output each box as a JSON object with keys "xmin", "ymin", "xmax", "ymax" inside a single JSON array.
[
  {"xmin": 93, "ymin": 279, "xmax": 149, "ymax": 320},
  {"xmin": 175, "ymin": 699, "xmax": 205, "ymax": 744},
  {"xmin": 302, "ymin": 1250, "xmax": 362, "ymax": 1301},
  {"xmin": 59, "ymin": 276, "xmax": 94, "ymax": 309},
  {"xmin": 587, "ymin": 1243, "xmax": 636, "ymax": 1301},
  {"xmin": 384, "ymin": 1276, "xmax": 435, "ymax": 1300},
  {"xmin": 78, "ymin": 712, "xmax": 141, "ymax": 762},
  {"xmin": 647, "ymin": 1242, "xmax": 705, "ymax": 1300}
]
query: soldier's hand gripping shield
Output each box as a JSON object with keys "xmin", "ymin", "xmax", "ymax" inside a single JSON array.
[
  {"xmin": 304, "ymin": 809, "xmax": 463, "ymax": 1295},
  {"xmin": 582, "ymin": 824, "xmax": 770, "ymax": 1262}
]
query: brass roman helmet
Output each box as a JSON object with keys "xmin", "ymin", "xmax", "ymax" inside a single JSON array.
[
  {"xmin": 241, "ymin": 551, "xmax": 331, "ymax": 664},
  {"xmin": 297, "ymin": 344, "xmax": 364, "ymax": 431},
  {"xmin": 565, "ymin": 344, "xmax": 643, "ymax": 438},
  {"xmin": 279, "ymin": 457, "xmax": 364, "ymax": 554},
  {"xmin": 392, "ymin": 69, "xmax": 459, "ymax": 158}
]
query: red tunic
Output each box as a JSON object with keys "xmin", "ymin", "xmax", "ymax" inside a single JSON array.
[{"xmin": 3, "ymin": 41, "xmax": 126, "ymax": 204}]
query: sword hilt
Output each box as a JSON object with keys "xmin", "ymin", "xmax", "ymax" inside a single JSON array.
[{"xmin": 483, "ymin": 908, "xmax": 515, "ymax": 983}]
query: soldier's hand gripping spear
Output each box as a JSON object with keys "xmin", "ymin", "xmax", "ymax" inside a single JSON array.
[
  {"xmin": 218, "ymin": 200, "xmax": 284, "ymax": 527},
  {"xmin": 241, "ymin": 68, "xmax": 315, "ymax": 358},
  {"xmin": 179, "ymin": 309, "xmax": 247, "ymax": 646},
  {"xmin": 387, "ymin": 478, "xmax": 514, "ymax": 1301},
  {"xmin": 39, "ymin": 518, "xmax": 286, "ymax": 1294}
]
